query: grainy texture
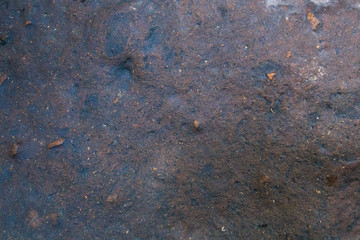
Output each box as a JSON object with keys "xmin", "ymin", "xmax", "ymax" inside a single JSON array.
[{"xmin": 1, "ymin": 0, "xmax": 360, "ymax": 239}]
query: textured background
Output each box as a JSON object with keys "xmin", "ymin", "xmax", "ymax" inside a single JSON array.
[{"xmin": 1, "ymin": 0, "xmax": 360, "ymax": 239}]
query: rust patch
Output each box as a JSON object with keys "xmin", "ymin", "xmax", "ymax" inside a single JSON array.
[
  {"xmin": 307, "ymin": 10, "xmax": 321, "ymax": 31},
  {"xmin": 0, "ymin": 74, "xmax": 7, "ymax": 85}
]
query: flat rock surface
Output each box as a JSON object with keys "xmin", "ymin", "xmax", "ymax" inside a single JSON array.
[{"xmin": 1, "ymin": 0, "xmax": 360, "ymax": 239}]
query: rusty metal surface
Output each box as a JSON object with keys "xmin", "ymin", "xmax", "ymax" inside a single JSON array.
[{"xmin": 1, "ymin": 0, "xmax": 360, "ymax": 239}]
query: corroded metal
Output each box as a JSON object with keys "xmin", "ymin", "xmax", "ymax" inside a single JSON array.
[{"xmin": 1, "ymin": 0, "xmax": 360, "ymax": 239}]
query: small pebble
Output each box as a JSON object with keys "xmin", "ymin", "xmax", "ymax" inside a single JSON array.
[
  {"xmin": 266, "ymin": 72, "xmax": 276, "ymax": 81},
  {"xmin": 0, "ymin": 74, "xmax": 7, "ymax": 85},
  {"xmin": 193, "ymin": 120, "xmax": 199, "ymax": 130},
  {"xmin": 48, "ymin": 138, "xmax": 65, "ymax": 149}
]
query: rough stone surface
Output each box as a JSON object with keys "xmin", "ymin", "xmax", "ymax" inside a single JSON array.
[{"xmin": 1, "ymin": 0, "xmax": 360, "ymax": 239}]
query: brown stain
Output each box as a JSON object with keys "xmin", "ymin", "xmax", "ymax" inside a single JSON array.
[
  {"xmin": 46, "ymin": 213, "xmax": 58, "ymax": 226},
  {"xmin": 325, "ymin": 175, "xmax": 338, "ymax": 187},
  {"xmin": 106, "ymin": 194, "xmax": 118, "ymax": 203},
  {"xmin": 10, "ymin": 143, "xmax": 19, "ymax": 157},
  {"xmin": 28, "ymin": 209, "xmax": 41, "ymax": 229}
]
